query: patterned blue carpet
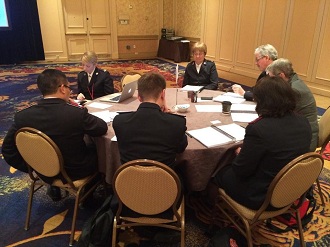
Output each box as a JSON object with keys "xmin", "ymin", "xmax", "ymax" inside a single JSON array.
[{"xmin": 0, "ymin": 59, "xmax": 329, "ymax": 247}]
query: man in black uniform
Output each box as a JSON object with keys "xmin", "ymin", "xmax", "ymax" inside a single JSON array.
[
  {"xmin": 2, "ymin": 69, "xmax": 108, "ymax": 200},
  {"xmin": 113, "ymin": 72, "xmax": 188, "ymax": 168}
]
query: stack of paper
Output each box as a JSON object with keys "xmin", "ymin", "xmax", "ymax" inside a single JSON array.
[
  {"xmin": 213, "ymin": 123, "xmax": 246, "ymax": 141},
  {"xmin": 213, "ymin": 92, "xmax": 246, "ymax": 104},
  {"xmin": 90, "ymin": 111, "xmax": 118, "ymax": 123},
  {"xmin": 181, "ymin": 85, "xmax": 204, "ymax": 92},
  {"xmin": 186, "ymin": 123, "xmax": 246, "ymax": 148}
]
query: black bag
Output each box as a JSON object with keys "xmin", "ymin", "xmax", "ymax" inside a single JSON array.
[
  {"xmin": 207, "ymin": 227, "xmax": 247, "ymax": 247},
  {"xmin": 266, "ymin": 197, "xmax": 316, "ymax": 233},
  {"xmin": 76, "ymin": 195, "xmax": 117, "ymax": 247}
]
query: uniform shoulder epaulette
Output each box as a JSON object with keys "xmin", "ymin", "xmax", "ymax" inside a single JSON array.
[{"xmin": 249, "ymin": 116, "xmax": 262, "ymax": 124}]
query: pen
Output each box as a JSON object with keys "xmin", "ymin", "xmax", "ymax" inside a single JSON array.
[{"xmin": 185, "ymin": 132, "xmax": 193, "ymax": 138}]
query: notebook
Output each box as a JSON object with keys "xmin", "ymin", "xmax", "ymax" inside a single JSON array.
[{"xmin": 100, "ymin": 80, "xmax": 137, "ymax": 103}]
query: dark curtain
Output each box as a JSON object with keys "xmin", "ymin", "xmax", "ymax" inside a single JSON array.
[{"xmin": 0, "ymin": 0, "xmax": 45, "ymax": 64}]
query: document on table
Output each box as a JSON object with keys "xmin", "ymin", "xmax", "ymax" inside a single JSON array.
[
  {"xmin": 181, "ymin": 85, "xmax": 204, "ymax": 92},
  {"xmin": 231, "ymin": 104, "xmax": 256, "ymax": 112},
  {"xmin": 195, "ymin": 105, "xmax": 222, "ymax": 112},
  {"xmin": 87, "ymin": 102, "xmax": 112, "ymax": 109},
  {"xmin": 213, "ymin": 92, "xmax": 246, "ymax": 104},
  {"xmin": 212, "ymin": 123, "xmax": 246, "ymax": 141},
  {"xmin": 186, "ymin": 126, "xmax": 236, "ymax": 148},
  {"xmin": 231, "ymin": 112, "xmax": 258, "ymax": 123},
  {"xmin": 90, "ymin": 111, "xmax": 118, "ymax": 123}
]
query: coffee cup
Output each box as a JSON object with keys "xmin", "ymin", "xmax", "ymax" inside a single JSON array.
[
  {"xmin": 187, "ymin": 91, "xmax": 197, "ymax": 103},
  {"xmin": 222, "ymin": 101, "xmax": 232, "ymax": 114}
]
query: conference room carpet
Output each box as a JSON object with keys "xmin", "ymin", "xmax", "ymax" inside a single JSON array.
[{"xmin": 0, "ymin": 59, "xmax": 329, "ymax": 246}]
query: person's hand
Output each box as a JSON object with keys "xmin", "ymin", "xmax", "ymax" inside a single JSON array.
[
  {"xmin": 68, "ymin": 98, "xmax": 83, "ymax": 107},
  {"xmin": 77, "ymin": 93, "xmax": 85, "ymax": 100},
  {"xmin": 235, "ymin": 147, "xmax": 241, "ymax": 155},
  {"xmin": 232, "ymin": 84, "xmax": 245, "ymax": 96}
]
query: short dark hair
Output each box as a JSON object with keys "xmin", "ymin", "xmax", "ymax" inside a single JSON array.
[
  {"xmin": 138, "ymin": 72, "xmax": 166, "ymax": 101},
  {"xmin": 253, "ymin": 76, "xmax": 297, "ymax": 117},
  {"xmin": 37, "ymin": 69, "xmax": 67, "ymax": 96}
]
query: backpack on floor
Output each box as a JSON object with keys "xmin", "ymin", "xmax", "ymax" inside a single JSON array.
[
  {"xmin": 266, "ymin": 196, "xmax": 316, "ymax": 233},
  {"xmin": 76, "ymin": 195, "xmax": 117, "ymax": 247}
]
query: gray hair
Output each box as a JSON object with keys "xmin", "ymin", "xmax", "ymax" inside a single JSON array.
[
  {"xmin": 266, "ymin": 58, "xmax": 294, "ymax": 78},
  {"xmin": 255, "ymin": 44, "xmax": 278, "ymax": 61}
]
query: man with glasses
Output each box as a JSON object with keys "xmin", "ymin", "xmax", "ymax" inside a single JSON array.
[
  {"xmin": 232, "ymin": 44, "xmax": 278, "ymax": 100},
  {"xmin": 266, "ymin": 58, "xmax": 318, "ymax": 151},
  {"xmin": 2, "ymin": 69, "xmax": 108, "ymax": 201},
  {"xmin": 182, "ymin": 42, "xmax": 219, "ymax": 90}
]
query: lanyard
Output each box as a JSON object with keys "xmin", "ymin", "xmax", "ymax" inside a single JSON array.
[{"xmin": 87, "ymin": 82, "xmax": 94, "ymax": 100}]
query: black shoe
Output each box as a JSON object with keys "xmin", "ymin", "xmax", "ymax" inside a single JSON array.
[{"xmin": 47, "ymin": 186, "xmax": 61, "ymax": 201}]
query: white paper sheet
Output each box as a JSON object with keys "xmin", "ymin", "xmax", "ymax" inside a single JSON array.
[
  {"xmin": 213, "ymin": 123, "xmax": 246, "ymax": 141},
  {"xmin": 213, "ymin": 93, "xmax": 246, "ymax": 104},
  {"xmin": 87, "ymin": 102, "xmax": 112, "ymax": 109},
  {"xmin": 186, "ymin": 126, "xmax": 233, "ymax": 148},
  {"xmin": 90, "ymin": 111, "xmax": 118, "ymax": 123},
  {"xmin": 231, "ymin": 104, "xmax": 256, "ymax": 112},
  {"xmin": 231, "ymin": 113, "xmax": 258, "ymax": 123},
  {"xmin": 195, "ymin": 105, "xmax": 222, "ymax": 112},
  {"xmin": 181, "ymin": 85, "xmax": 204, "ymax": 92}
]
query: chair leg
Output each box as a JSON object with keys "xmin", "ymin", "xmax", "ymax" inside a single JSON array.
[
  {"xmin": 241, "ymin": 220, "xmax": 253, "ymax": 247},
  {"xmin": 295, "ymin": 208, "xmax": 306, "ymax": 247},
  {"xmin": 316, "ymin": 179, "xmax": 325, "ymax": 206},
  {"xmin": 69, "ymin": 194, "xmax": 81, "ymax": 246},
  {"xmin": 25, "ymin": 182, "xmax": 36, "ymax": 230},
  {"xmin": 112, "ymin": 217, "xmax": 118, "ymax": 247}
]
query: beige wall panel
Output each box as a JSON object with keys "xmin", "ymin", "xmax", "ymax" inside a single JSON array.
[
  {"xmin": 259, "ymin": 0, "xmax": 289, "ymax": 55},
  {"xmin": 202, "ymin": 0, "xmax": 220, "ymax": 59},
  {"xmin": 235, "ymin": 0, "xmax": 261, "ymax": 67},
  {"xmin": 116, "ymin": 0, "xmax": 160, "ymax": 36},
  {"xmin": 314, "ymin": 6, "xmax": 330, "ymax": 82},
  {"xmin": 66, "ymin": 36, "xmax": 89, "ymax": 56},
  {"xmin": 218, "ymin": 0, "xmax": 239, "ymax": 63},
  {"xmin": 37, "ymin": 0, "xmax": 68, "ymax": 61},
  {"xmin": 118, "ymin": 37, "xmax": 158, "ymax": 59},
  {"xmin": 163, "ymin": 0, "xmax": 174, "ymax": 29},
  {"xmin": 175, "ymin": 0, "xmax": 201, "ymax": 38},
  {"xmin": 89, "ymin": 36, "xmax": 111, "ymax": 55},
  {"xmin": 86, "ymin": 0, "xmax": 110, "ymax": 34},
  {"xmin": 284, "ymin": 0, "xmax": 321, "ymax": 77},
  {"xmin": 63, "ymin": 0, "xmax": 87, "ymax": 34}
]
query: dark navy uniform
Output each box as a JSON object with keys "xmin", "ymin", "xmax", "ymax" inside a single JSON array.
[
  {"xmin": 2, "ymin": 98, "xmax": 108, "ymax": 180},
  {"xmin": 244, "ymin": 71, "xmax": 267, "ymax": 101},
  {"xmin": 182, "ymin": 59, "xmax": 219, "ymax": 90},
  {"xmin": 113, "ymin": 102, "xmax": 188, "ymax": 168},
  {"xmin": 77, "ymin": 67, "xmax": 114, "ymax": 100},
  {"xmin": 214, "ymin": 113, "xmax": 311, "ymax": 210}
]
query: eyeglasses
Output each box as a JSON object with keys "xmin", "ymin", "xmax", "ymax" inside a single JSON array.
[
  {"xmin": 255, "ymin": 56, "xmax": 265, "ymax": 62},
  {"xmin": 59, "ymin": 84, "xmax": 73, "ymax": 94}
]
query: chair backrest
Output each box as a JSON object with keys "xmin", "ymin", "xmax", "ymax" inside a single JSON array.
[
  {"xmin": 318, "ymin": 106, "xmax": 330, "ymax": 150},
  {"xmin": 15, "ymin": 127, "xmax": 64, "ymax": 178},
  {"xmin": 112, "ymin": 159, "xmax": 181, "ymax": 215},
  {"xmin": 121, "ymin": 73, "xmax": 141, "ymax": 90},
  {"xmin": 267, "ymin": 152, "xmax": 323, "ymax": 209}
]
